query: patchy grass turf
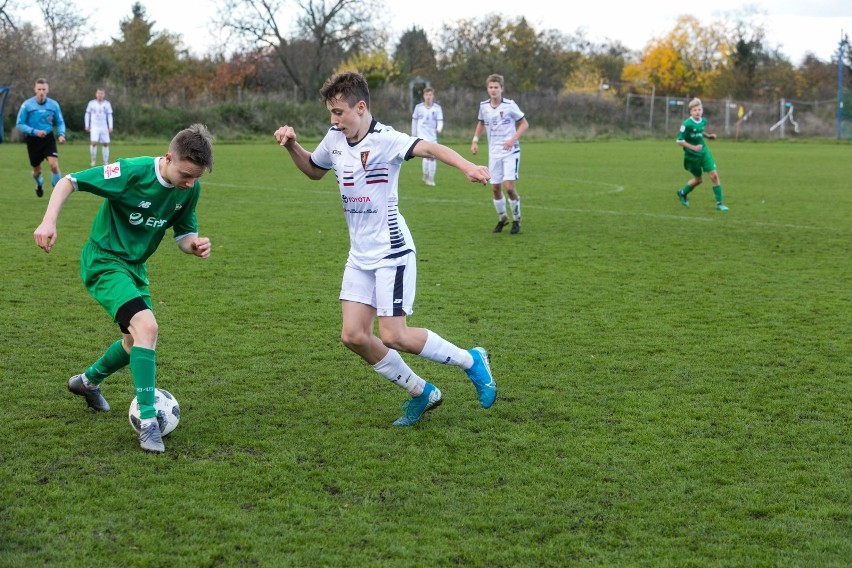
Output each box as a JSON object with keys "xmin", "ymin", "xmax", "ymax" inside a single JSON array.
[{"xmin": 1, "ymin": 138, "xmax": 850, "ymax": 566}]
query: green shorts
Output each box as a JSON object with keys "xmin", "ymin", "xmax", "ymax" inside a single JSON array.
[
  {"xmin": 80, "ymin": 240, "xmax": 152, "ymax": 322},
  {"xmin": 683, "ymin": 151, "xmax": 717, "ymax": 178}
]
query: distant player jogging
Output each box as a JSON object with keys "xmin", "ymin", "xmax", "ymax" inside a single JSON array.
[
  {"xmin": 274, "ymin": 71, "xmax": 497, "ymax": 427},
  {"xmin": 471, "ymin": 73, "xmax": 529, "ymax": 234},
  {"xmin": 675, "ymin": 98, "xmax": 729, "ymax": 212},
  {"xmin": 411, "ymin": 87, "xmax": 444, "ymax": 186},
  {"xmin": 85, "ymin": 88, "xmax": 114, "ymax": 166}
]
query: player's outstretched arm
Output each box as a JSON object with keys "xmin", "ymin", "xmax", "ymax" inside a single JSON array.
[
  {"xmin": 33, "ymin": 177, "xmax": 74, "ymax": 253},
  {"xmin": 274, "ymin": 125, "xmax": 326, "ymax": 180},
  {"xmin": 414, "ymin": 140, "xmax": 489, "ymax": 185}
]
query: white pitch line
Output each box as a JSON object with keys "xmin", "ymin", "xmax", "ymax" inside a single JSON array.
[{"xmin": 202, "ymin": 181, "xmax": 839, "ymax": 232}]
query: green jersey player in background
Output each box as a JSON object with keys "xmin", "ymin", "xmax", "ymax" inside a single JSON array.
[
  {"xmin": 33, "ymin": 124, "xmax": 215, "ymax": 453},
  {"xmin": 676, "ymin": 98, "xmax": 729, "ymax": 211}
]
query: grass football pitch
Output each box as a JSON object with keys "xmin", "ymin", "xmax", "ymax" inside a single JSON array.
[{"xmin": 1, "ymin": 138, "xmax": 850, "ymax": 566}]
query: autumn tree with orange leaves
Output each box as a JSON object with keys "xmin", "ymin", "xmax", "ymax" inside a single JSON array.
[{"xmin": 623, "ymin": 15, "xmax": 729, "ymax": 96}]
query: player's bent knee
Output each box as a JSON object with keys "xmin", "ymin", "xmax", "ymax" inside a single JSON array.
[
  {"xmin": 129, "ymin": 317, "xmax": 158, "ymax": 344},
  {"xmin": 340, "ymin": 330, "xmax": 369, "ymax": 351},
  {"xmin": 116, "ymin": 297, "xmax": 157, "ymax": 339}
]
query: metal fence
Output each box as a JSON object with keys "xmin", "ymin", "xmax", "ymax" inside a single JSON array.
[
  {"xmin": 370, "ymin": 84, "xmax": 850, "ymax": 141},
  {"xmin": 622, "ymin": 94, "xmax": 844, "ymax": 140}
]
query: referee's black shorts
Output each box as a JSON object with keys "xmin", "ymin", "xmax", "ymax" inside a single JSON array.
[{"xmin": 26, "ymin": 132, "xmax": 59, "ymax": 167}]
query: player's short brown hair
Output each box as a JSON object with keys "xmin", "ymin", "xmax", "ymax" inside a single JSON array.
[
  {"xmin": 320, "ymin": 71, "xmax": 370, "ymax": 110},
  {"xmin": 170, "ymin": 124, "xmax": 215, "ymax": 172}
]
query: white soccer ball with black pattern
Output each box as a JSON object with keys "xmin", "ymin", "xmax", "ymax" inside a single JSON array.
[{"xmin": 128, "ymin": 388, "xmax": 180, "ymax": 436}]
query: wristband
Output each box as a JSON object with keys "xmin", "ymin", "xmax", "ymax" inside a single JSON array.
[{"xmin": 472, "ymin": 136, "xmax": 479, "ymax": 143}]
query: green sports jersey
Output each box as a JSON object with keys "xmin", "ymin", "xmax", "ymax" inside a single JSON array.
[
  {"xmin": 70, "ymin": 157, "xmax": 200, "ymax": 263},
  {"xmin": 677, "ymin": 117, "xmax": 709, "ymax": 157}
]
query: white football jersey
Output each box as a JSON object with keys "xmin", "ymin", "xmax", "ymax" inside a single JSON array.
[
  {"xmin": 477, "ymin": 98, "xmax": 525, "ymax": 158},
  {"xmin": 411, "ymin": 102, "xmax": 443, "ymax": 143},
  {"xmin": 311, "ymin": 119, "xmax": 418, "ymax": 269},
  {"xmin": 85, "ymin": 99, "xmax": 113, "ymax": 130}
]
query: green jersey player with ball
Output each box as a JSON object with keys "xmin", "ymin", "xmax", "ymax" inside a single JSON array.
[{"xmin": 34, "ymin": 124, "xmax": 215, "ymax": 453}]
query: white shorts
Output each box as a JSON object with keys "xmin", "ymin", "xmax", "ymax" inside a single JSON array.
[
  {"xmin": 488, "ymin": 151, "xmax": 520, "ymax": 184},
  {"xmin": 89, "ymin": 129, "xmax": 110, "ymax": 144},
  {"xmin": 339, "ymin": 253, "xmax": 417, "ymax": 317}
]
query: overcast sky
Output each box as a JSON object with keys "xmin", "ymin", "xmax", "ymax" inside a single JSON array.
[{"xmin": 21, "ymin": 0, "xmax": 852, "ymax": 64}]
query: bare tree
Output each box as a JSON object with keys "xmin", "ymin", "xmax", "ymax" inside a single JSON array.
[
  {"xmin": 35, "ymin": 0, "xmax": 88, "ymax": 60},
  {"xmin": 216, "ymin": 0, "xmax": 388, "ymax": 100},
  {"xmin": 0, "ymin": 0, "xmax": 17, "ymax": 31},
  {"xmin": 0, "ymin": 22, "xmax": 50, "ymax": 133}
]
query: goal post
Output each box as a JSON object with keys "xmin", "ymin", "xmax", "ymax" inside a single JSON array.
[
  {"xmin": 838, "ymin": 32, "xmax": 850, "ymax": 140},
  {"xmin": 0, "ymin": 86, "xmax": 11, "ymax": 143}
]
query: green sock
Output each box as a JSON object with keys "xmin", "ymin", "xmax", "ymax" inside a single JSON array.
[
  {"xmin": 681, "ymin": 184, "xmax": 693, "ymax": 196},
  {"xmin": 712, "ymin": 185, "xmax": 723, "ymax": 203},
  {"xmin": 85, "ymin": 340, "xmax": 130, "ymax": 385},
  {"xmin": 130, "ymin": 346, "xmax": 157, "ymax": 419}
]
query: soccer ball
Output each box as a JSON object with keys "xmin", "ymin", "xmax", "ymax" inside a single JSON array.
[{"xmin": 128, "ymin": 388, "xmax": 180, "ymax": 436}]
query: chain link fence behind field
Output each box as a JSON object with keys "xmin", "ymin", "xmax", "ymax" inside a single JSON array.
[
  {"xmin": 622, "ymin": 94, "xmax": 844, "ymax": 140},
  {"xmin": 370, "ymin": 84, "xmax": 851, "ymax": 142}
]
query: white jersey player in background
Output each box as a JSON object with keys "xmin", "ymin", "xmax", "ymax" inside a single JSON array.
[
  {"xmin": 84, "ymin": 88, "xmax": 114, "ymax": 166},
  {"xmin": 274, "ymin": 71, "xmax": 497, "ymax": 427},
  {"xmin": 411, "ymin": 87, "xmax": 444, "ymax": 186},
  {"xmin": 471, "ymin": 74, "xmax": 529, "ymax": 234}
]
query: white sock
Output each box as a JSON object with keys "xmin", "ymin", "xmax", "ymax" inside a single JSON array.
[
  {"xmin": 90, "ymin": 147, "xmax": 96, "ymax": 161},
  {"xmin": 102, "ymin": 147, "xmax": 109, "ymax": 164},
  {"xmin": 419, "ymin": 330, "xmax": 474, "ymax": 369},
  {"xmin": 494, "ymin": 197, "xmax": 507, "ymax": 219},
  {"xmin": 80, "ymin": 373, "xmax": 98, "ymax": 389},
  {"xmin": 372, "ymin": 349, "xmax": 425, "ymax": 395}
]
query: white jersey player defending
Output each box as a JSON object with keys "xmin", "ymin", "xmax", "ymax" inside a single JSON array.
[
  {"xmin": 471, "ymin": 74, "xmax": 529, "ymax": 234},
  {"xmin": 84, "ymin": 88, "xmax": 114, "ymax": 166},
  {"xmin": 274, "ymin": 71, "xmax": 497, "ymax": 427},
  {"xmin": 411, "ymin": 87, "xmax": 444, "ymax": 186}
]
